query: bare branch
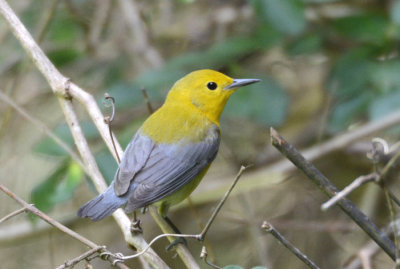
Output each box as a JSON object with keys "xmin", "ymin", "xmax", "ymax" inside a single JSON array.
[
  {"xmin": 321, "ymin": 173, "xmax": 378, "ymax": 211},
  {"xmin": 0, "ymin": 206, "xmax": 29, "ymax": 224},
  {"xmin": 262, "ymin": 221, "xmax": 320, "ymax": 269},
  {"xmin": 199, "ymin": 165, "xmax": 247, "ymax": 241},
  {"xmin": 0, "ymin": 184, "xmax": 127, "ymax": 268},
  {"xmin": 0, "ymin": 1, "xmax": 167, "ymax": 268},
  {"xmin": 141, "ymin": 87, "xmax": 154, "ymax": 114},
  {"xmin": 270, "ymin": 127, "xmax": 396, "ymax": 261},
  {"xmin": 55, "ymin": 246, "xmax": 105, "ymax": 269},
  {"xmin": 200, "ymin": 246, "xmax": 222, "ymax": 269}
]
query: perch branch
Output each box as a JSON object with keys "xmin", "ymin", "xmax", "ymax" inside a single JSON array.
[
  {"xmin": 106, "ymin": 166, "xmax": 247, "ymax": 268},
  {"xmin": 270, "ymin": 127, "xmax": 396, "ymax": 261},
  {"xmin": 262, "ymin": 221, "xmax": 320, "ymax": 269},
  {"xmin": 0, "ymin": 1, "xmax": 167, "ymax": 268},
  {"xmin": 0, "ymin": 184, "xmax": 126, "ymax": 268}
]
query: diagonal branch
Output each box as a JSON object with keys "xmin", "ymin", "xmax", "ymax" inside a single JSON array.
[
  {"xmin": 270, "ymin": 127, "xmax": 396, "ymax": 261},
  {"xmin": 0, "ymin": 1, "xmax": 168, "ymax": 268},
  {"xmin": 0, "ymin": 184, "xmax": 126, "ymax": 268}
]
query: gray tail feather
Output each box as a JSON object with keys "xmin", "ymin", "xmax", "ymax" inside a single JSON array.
[{"xmin": 77, "ymin": 185, "xmax": 127, "ymax": 221}]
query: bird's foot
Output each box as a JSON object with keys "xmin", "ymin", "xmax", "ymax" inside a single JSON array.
[
  {"xmin": 130, "ymin": 219, "xmax": 143, "ymax": 234},
  {"xmin": 165, "ymin": 237, "xmax": 187, "ymax": 251}
]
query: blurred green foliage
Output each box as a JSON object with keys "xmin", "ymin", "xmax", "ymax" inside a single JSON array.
[
  {"xmin": 28, "ymin": 0, "xmax": 400, "ymax": 233},
  {"xmin": 31, "ymin": 161, "xmax": 83, "ymax": 213}
]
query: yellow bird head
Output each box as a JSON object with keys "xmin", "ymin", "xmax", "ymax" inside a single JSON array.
[{"xmin": 166, "ymin": 69, "xmax": 260, "ymax": 124}]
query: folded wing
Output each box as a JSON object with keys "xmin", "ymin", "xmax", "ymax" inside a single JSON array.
[{"xmin": 113, "ymin": 125, "xmax": 220, "ymax": 212}]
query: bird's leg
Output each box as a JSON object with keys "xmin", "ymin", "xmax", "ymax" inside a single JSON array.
[
  {"xmin": 164, "ymin": 216, "xmax": 188, "ymax": 251},
  {"xmin": 130, "ymin": 211, "xmax": 143, "ymax": 234}
]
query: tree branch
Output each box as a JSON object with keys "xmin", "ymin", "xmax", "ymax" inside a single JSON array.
[
  {"xmin": 0, "ymin": 184, "xmax": 126, "ymax": 268},
  {"xmin": 0, "ymin": 1, "xmax": 167, "ymax": 268},
  {"xmin": 270, "ymin": 127, "xmax": 396, "ymax": 261}
]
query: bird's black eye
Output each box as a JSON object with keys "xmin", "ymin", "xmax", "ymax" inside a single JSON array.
[{"xmin": 207, "ymin": 82, "xmax": 217, "ymax": 90}]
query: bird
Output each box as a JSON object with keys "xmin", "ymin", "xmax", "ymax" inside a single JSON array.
[{"xmin": 77, "ymin": 69, "xmax": 260, "ymax": 223}]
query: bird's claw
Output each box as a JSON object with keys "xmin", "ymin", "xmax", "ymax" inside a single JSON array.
[
  {"xmin": 130, "ymin": 219, "xmax": 143, "ymax": 234},
  {"xmin": 165, "ymin": 237, "xmax": 187, "ymax": 251}
]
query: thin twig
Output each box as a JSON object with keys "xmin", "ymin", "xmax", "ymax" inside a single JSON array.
[
  {"xmin": 102, "ymin": 232, "xmax": 199, "ymax": 264},
  {"xmin": 104, "ymin": 93, "xmax": 120, "ymax": 163},
  {"xmin": 55, "ymin": 246, "xmax": 105, "ymax": 269},
  {"xmin": 0, "ymin": 206, "xmax": 29, "ymax": 224},
  {"xmin": 141, "ymin": 87, "xmax": 154, "ymax": 114},
  {"xmin": 270, "ymin": 127, "xmax": 396, "ymax": 261},
  {"xmin": 149, "ymin": 207, "xmax": 201, "ymax": 269},
  {"xmin": 321, "ymin": 173, "xmax": 378, "ymax": 211},
  {"xmin": 200, "ymin": 246, "xmax": 222, "ymax": 269},
  {"xmin": 0, "ymin": 184, "xmax": 126, "ymax": 268},
  {"xmin": 0, "ymin": 1, "xmax": 168, "ymax": 267},
  {"xmin": 262, "ymin": 221, "xmax": 320, "ymax": 269},
  {"xmin": 110, "ymin": 166, "xmax": 248, "ymax": 265},
  {"xmin": 199, "ymin": 165, "xmax": 247, "ymax": 241},
  {"xmin": 344, "ymin": 219, "xmax": 400, "ymax": 269},
  {"xmin": 0, "ymin": 90, "xmax": 87, "ymax": 173},
  {"xmin": 382, "ymin": 183, "xmax": 400, "ymax": 268}
]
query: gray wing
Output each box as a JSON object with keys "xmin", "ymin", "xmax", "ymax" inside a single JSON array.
[
  {"xmin": 124, "ymin": 125, "xmax": 220, "ymax": 212},
  {"xmin": 113, "ymin": 131, "xmax": 154, "ymax": 196}
]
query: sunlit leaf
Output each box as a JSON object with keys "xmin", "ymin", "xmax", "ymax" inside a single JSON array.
[{"xmin": 31, "ymin": 161, "xmax": 83, "ymax": 213}]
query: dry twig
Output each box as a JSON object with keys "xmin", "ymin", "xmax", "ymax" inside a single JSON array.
[
  {"xmin": 0, "ymin": 1, "xmax": 168, "ymax": 268},
  {"xmin": 262, "ymin": 221, "xmax": 320, "ymax": 269},
  {"xmin": 270, "ymin": 127, "xmax": 396, "ymax": 261},
  {"xmin": 0, "ymin": 184, "xmax": 126, "ymax": 268}
]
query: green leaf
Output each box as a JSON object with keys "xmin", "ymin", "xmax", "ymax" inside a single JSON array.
[
  {"xmin": 251, "ymin": 267, "xmax": 268, "ymax": 269},
  {"xmin": 369, "ymin": 90, "xmax": 400, "ymax": 120},
  {"xmin": 328, "ymin": 91, "xmax": 372, "ymax": 132},
  {"xmin": 31, "ymin": 161, "xmax": 83, "ymax": 212},
  {"xmin": 287, "ymin": 33, "xmax": 322, "ymax": 55},
  {"xmin": 326, "ymin": 47, "xmax": 375, "ymax": 97},
  {"xmin": 48, "ymin": 10, "xmax": 83, "ymax": 44},
  {"xmin": 34, "ymin": 122, "xmax": 100, "ymax": 156},
  {"xmin": 252, "ymin": 0, "xmax": 306, "ymax": 36},
  {"xmin": 166, "ymin": 36, "xmax": 267, "ymax": 71},
  {"xmin": 96, "ymin": 151, "xmax": 118, "ymax": 185},
  {"xmin": 332, "ymin": 14, "xmax": 388, "ymax": 44},
  {"xmin": 369, "ymin": 60, "xmax": 400, "ymax": 94},
  {"xmin": 224, "ymin": 75, "xmax": 288, "ymax": 126},
  {"xmin": 48, "ymin": 48, "xmax": 81, "ymax": 67}
]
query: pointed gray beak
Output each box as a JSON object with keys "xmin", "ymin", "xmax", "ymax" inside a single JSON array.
[{"xmin": 224, "ymin": 78, "xmax": 261, "ymax": 90}]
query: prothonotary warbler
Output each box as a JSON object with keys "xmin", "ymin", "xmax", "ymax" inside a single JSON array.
[{"xmin": 78, "ymin": 69, "xmax": 260, "ymax": 222}]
